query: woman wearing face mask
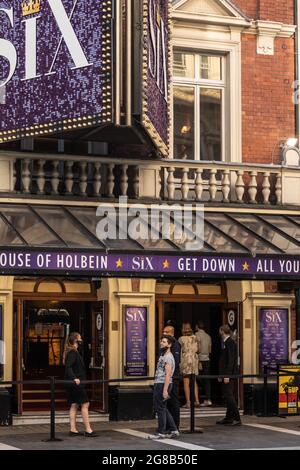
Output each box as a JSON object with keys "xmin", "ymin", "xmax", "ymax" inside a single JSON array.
[{"xmin": 64, "ymin": 332, "xmax": 96, "ymax": 437}]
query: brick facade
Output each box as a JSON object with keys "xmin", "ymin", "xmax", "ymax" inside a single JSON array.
[
  {"xmin": 231, "ymin": 1, "xmax": 296, "ymax": 164},
  {"xmin": 232, "ymin": 0, "xmax": 295, "ymax": 24},
  {"xmin": 241, "ymin": 35, "xmax": 295, "ymax": 164}
]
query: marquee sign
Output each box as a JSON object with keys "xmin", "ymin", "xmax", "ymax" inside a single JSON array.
[
  {"xmin": 0, "ymin": 0, "xmax": 113, "ymax": 143},
  {"xmin": 141, "ymin": 0, "xmax": 172, "ymax": 157},
  {"xmin": 1, "ymin": 251, "xmax": 300, "ymax": 278}
]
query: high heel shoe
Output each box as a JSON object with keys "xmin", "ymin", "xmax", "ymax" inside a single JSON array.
[{"xmin": 84, "ymin": 431, "xmax": 98, "ymax": 437}]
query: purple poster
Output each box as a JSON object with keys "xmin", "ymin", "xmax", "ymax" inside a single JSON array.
[
  {"xmin": 259, "ymin": 308, "xmax": 289, "ymax": 374},
  {"xmin": 0, "ymin": 0, "xmax": 112, "ymax": 143},
  {"xmin": 124, "ymin": 306, "xmax": 147, "ymax": 377},
  {"xmin": 141, "ymin": 0, "xmax": 171, "ymax": 156}
]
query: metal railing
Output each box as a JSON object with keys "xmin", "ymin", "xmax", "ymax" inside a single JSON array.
[{"xmin": 1, "ymin": 368, "xmax": 299, "ymax": 442}]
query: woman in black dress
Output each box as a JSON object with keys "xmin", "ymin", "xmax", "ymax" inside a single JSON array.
[{"xmin": 64, "ymin": 332, "xmax": 96, "ymax": 437}]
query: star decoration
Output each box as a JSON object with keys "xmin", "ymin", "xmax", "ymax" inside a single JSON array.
[
  {"xmin": 243, "ymin": 262, "xmax": 250, "ymax": 272},
  {"xmin": 116, "ymin": 258, "xmax": 123, "ymax": 269},
  {"xmin": 163, "ymin": 259, "xmax": 170, "ymax": 270}
]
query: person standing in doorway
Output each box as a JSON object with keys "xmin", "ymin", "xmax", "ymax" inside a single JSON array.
[
  {"xmin": 179, "ymin": 324, "xmax": 200, "ymax": 408},
  {"xmin": 64, "ymin": 332, "xmax": 97, "ymax": 437},
  {"xmin": 216, "ymin": 325, "xmax": 241, "ymax": 426},
  {"xmin": 163, "ymin": 325, "xmax": 181, "ymax": 429},
  {"xmin": 195, "ymin": 321, "xmax": 212, "ymax": 407},
  {"xmin": 149, "ymin": 335, "xmax": 179, "ymax": 440}
]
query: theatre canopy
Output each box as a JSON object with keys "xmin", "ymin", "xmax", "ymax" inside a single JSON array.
[{"xmin": 0, "ymin": 203, "xmax": 299, "ymax": 279}]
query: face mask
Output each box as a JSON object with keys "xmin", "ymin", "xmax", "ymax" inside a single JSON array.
[{"xmin": 160, "ymin": 347, "xmax": 168, "ymax": 355}]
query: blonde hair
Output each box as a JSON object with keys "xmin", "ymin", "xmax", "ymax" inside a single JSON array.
[
  {"xmin": 63, "ymin": 332, "xmax": 80, "ymax": 365},
  {"xmin": 182, "ymin": 323, "xmax": 194, "ymax": 336}
]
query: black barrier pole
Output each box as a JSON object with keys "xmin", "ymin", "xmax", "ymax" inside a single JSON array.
[
  {"xmin": 263, "ymin": 366, "xmax": 268, "ymax": 417},
  {"xmin": 190, "ymin": 374, "xmax": 195, "ymax": 433},
  {"xmin": 182, "ymin": 374, "xmax": 203, "ymax": 434},
  {"xmin": 43, "ymin": 377, "xmax": 63, "ymax": 443}
]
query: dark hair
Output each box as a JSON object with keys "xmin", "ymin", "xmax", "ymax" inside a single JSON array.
[
  {"xmin": 197, "ymin": 321, "xmax": 205, "ymax": 330},
  {"xmin": 63, "ymin": 332, "xmax": 80, "ymax": 364},
  {"xmin": 220, "ymin": 325, "xmax": 232, "ymax": 336},
  {"xmin": 182, "ymin": 323, "xmax": 193, "ymax": 336},
  {"xmin": 161, "ymin": 334, "xmax": 174, "ymax": 346}
]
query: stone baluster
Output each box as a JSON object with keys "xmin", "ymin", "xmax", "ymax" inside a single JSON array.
[
  {"xmin": 65, "ymin": 161, "xmax": 74, "ymax": 195},
  {"xmin": 51, "ymin": 160, "xmax": 60, "ymax": 195},
  {"xmin": 13, "ymin": 160, "xmax": 17, "ymax": 192},
  {"xmin": 36, "ymin": 159, "xmax": 46, "ymax": 195},
  {"xmin": 235, "ymin": 170, "xmax": 245, "ymax": 203},
  {"xmin": 133, "ymin": 166, "xmax": 140, "ymax": 199},
  {"xmin": 120, "ymin": 164, "xmax": 129, "ymax": 196},
  {"xmin": 195, "ymin": 168, "xmax": 203, "ymax": 202},
  {"xmin": 181, "ymin": 168, "xmax": 189, "ymax": 201},
  {"xmin": 209, "ymin": 169, "xmax": 218, "ymax": 202},
  {"xmin": 93, "ymin": 162, "xmax": 102, "ymax": 197},
  {"xmin": 248, "ymin": 171, "xmax": 258, "ymax": 204},
  {"xmin": 221, "ymin": 170, "xmax": 230, "ymax": 203},
  {"xmin": 107, "ymin": 164, "xmax": 115, "ymax": 198},
  {"xmin": 21, "ymin": 158, "xmax": 31, "ymax": 194},
  {"xmin": 262, "ymin": 172, "xmax": 271, "ymax": 205},
  {"xmin": 79, "ymin": 161, "xmax": 88, "ymax": 196},
  {"xmin": 167, "ymin": 167, "xmax": 175, "ymax": 200},
  {"xmin": 275, "ymin": 172, "xmax": 282, "ymax": 205}
]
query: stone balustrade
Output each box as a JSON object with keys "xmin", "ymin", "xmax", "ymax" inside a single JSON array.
[
  {"xmin": 0, "ymin": 152, "xmax": 299, "ymax": 205},
  {"xmin": 162, "ymin": 161, "xmax": 285, "ymax": 205},
  {"xmin": 12, "ymin": 154, "xmax": 140, "ymax": 199}
]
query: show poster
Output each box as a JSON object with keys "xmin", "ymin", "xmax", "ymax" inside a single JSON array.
[
  {"xmin": 0, "ymin": 0, "xmax": 113, "ymax": 143},
  {"xmin": 278, "ymin": 365, "xmax": 300, "ymax": 416},
  {"xmin": 259, "ymin": 308, "xmax": 289, "ymax": 374},
  {"xmin": 124, "ymin": 306, "xmax": 148, "ymax": 377}
]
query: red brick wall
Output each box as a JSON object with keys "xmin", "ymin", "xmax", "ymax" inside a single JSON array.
[
  {"xmin": 241, "ymin": 34, "xmax": 295, "ymax": 164},
  {"xmin": 231, "ymin": 0, "xmax": 258, "ymax": 19},
  {"xmin": 231, "ymin": 0, "xmax": 295, "ymax": 23}
]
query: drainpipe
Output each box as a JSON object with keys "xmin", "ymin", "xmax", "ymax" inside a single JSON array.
[
  {"xmin": 295, "ymin": 0, "xmax": 300, "ymax": 143},
  {"xmin": 295, "ymin": 0, "xmax": 300, "ymax": 340}
]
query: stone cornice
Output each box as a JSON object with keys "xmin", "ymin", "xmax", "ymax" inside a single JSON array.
[
  {"xmin": 246, "ymin": 20, "xmax": 296, "ymax": 38},
  {"xmin": 172, "ymin": 13, "xmax": 296, "ymax": 39},
  {"xmin": 171, "ymin": 11, "xmax": 252, "ymax": 28}
]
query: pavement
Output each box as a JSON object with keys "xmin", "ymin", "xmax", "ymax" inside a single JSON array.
[{"xmin": 1, "ymin": 415, "xmax": 300, "ymax": 451}]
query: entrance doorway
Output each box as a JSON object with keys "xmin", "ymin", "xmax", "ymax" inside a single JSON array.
[
  {"xmin": 13, "ymin": 298, "xmax": 108, "ymax": 414},
  {"xmin": 163, "ymin": 302, "xmax": 224, "ymax": 406}
]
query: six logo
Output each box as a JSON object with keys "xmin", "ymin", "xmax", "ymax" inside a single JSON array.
[{"xmin": 0, "ymin": 0, "xmax": 92, "ymax": 88}]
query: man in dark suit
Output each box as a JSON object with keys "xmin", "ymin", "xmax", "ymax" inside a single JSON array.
[
  {"xmin": 163, "ymin": 325, "xmax": 181, "ymax": 430},
  {"xmin": 217, "ymin": 325, "xmax": 241, "ymax": 426}
]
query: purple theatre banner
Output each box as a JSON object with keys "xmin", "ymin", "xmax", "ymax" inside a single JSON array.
[
  {"xmin": 124, "ymin": 306, "xmax": 148, "ymax": 377},
  {"xmin": 0, "ymin": 0, "xmax": 112, "ymax": 143},
  {"xmin": 141, "ymin": 0, "xmax": 171, "ymax": 157},
  {"xmin": 1, "ymin": 251, "xmax": 300, "ymax": 278},
  {"xmin": 259, "ymin": 308, "xmax": 289, "ymax": 374}
]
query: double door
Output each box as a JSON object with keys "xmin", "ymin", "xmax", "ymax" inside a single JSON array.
[{"xmin": 13, "ymin": 298, "xmax": 108, "ymax": 414}]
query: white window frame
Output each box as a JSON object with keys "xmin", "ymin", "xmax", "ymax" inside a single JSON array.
[
  {"xmin": 173, "ymin": 51, "xmax": 226, "ymax": 161},
  {"xmin": 171, "ymin": 38, "xmax": 242, "ymax": 163}
]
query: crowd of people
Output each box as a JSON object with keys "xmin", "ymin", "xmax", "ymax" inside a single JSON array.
[
  {"xmin": 63, "ymin": 322, "xmax": 240, "ymax": 440},
  {"xmin": 150, "ymin": 322, "xmax": 241, "ymax": 440}
]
